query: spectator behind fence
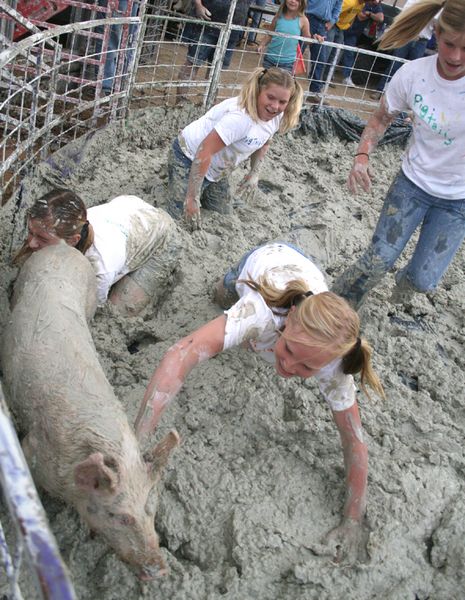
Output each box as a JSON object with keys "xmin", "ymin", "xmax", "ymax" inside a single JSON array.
[
  {"xmin": 257, "ymin": 0, "xmax": 316, "ymax": 72},
  {"xmin": 305, "ymin": 0, "xmax": 343, "ymax": 95},
  {"xmin": 95, "ymin": 0, "xmax": 140, "ymax": 95},
  {"xmin": 333, "ymin": 0, "xmax": 465, "ymax": 310},
  {"xmin": 324, "ymin": 0, "xmax": 366, "ymax": 87},
  {"xmin": 176, "ymin": 0, "xmax": 250, "ymax": 102},
  {"xmin": 329, "ymin": 0, "xmax": 384, "ymax": 86},
  {"xmin": 246, "ymin": 0, "xmax": 267, "ymax": 45},
  {"xmin": 370, "ymin": 0, "xmax": 435, "ymax": 99}
]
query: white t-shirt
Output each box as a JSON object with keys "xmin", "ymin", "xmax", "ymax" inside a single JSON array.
[
  {"xmin": 223, "ymin": 243, "xmax": 357, "ymax": 412},
  {"xmin": 385, "ymin": 55, "xmax": 465, "ymax": 200},
  {"xmin": 179, "ymin": 96, "xmax": 282, "ymax": 182},
  {"xmin": 86, "ymin": 196, "xmax": 175, "ymax": 305}
]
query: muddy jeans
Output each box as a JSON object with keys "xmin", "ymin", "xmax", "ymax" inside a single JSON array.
[
  {"xmin": 222, "ymin": 242, "xmax": 312, "ymax": 307},
  {"xmin": 167, "ymin": 137, "xmax": 232, "ymax": 219},
  {"xmin": 127, "ymin": 228, "xmax": 181, "ymax": 306},
  {"xmin": 332, "ymin": 170, "xmax": 465, "ymax": 308}
]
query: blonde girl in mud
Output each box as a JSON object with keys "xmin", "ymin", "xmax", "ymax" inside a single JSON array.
[
  {"xmin": 15, "ymin": 189, "xmax": 181, "ymax": 316},
  {"xmin": 167, "ymin": 67, "xmax": 303, "ymax": 228},
  {"xmin": 135, "ymin": 241, "xmax": 385, "ymax": 565},
  {"xmin": 333, "ymin": 0, "xmax": 465, "ymax": 308}
]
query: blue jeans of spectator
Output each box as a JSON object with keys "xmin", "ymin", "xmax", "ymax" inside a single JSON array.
[
  {"xmin": 247, "ymin": 0, "xmax": 267, "ymax": 43},
  {"xmin": 307, "ymin": 16, "xmax": 331, "ymax": 93},
  {"xmin": 376, "ymin": 38, "xmax": 428, "ymax": 92},
  {"xmin": 96, "ymin": 0, "xmax": 139, "ymax": 92},
  {"xmin": 262, "ymin": 54, "xmax": 294, "ymax": 72},
  {"xmin": 183, "ymin": 21, "xmax": 239, "ymax": 68},
  {"xmin": 340, "ymin": 30, "xmax": 359, "ymax": 78},
  {"xmin": 324, "ymin": 27, "xmax": 358, "ymax": 79},
  {"xmin": 332, "ymin": 170, "xmax": 465, "ymax": 308}
]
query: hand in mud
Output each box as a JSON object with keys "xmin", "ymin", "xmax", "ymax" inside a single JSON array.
[
  {"xmin": 347, "ymin": 159, "xmax": 373, "ymax": 194},
  {"xmin": 320, "ymin": 518, "xmax": 370, "ymax": 565},
  {"xmin": 237, "ymin": 172, "xmax": 259, "ymax": 203},
  {"xmin": 184, "ymin": 198, "xmax": 202, "ymax": 232},
  {"xmin": 195, "ymin": 4, "xmax": 211, "ymax": 20}
]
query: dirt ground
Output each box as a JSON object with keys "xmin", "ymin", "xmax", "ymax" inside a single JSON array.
[{"xmin": 0, "ymin": 100, "xmax": 464, "ymax": 599}]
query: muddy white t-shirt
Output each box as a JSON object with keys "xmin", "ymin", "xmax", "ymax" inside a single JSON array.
[
  {"xmin": 179, "ymin": 96, "xmax": 282, "ymax": 182},
  {"xmin": 86, "ymin": 196, "xmax": 174, "ymax": 305},
  {"xmin": 385, "ymin": 55, "xmax": 465, "ymax": 200},
  {"xmin": 223, "ymin": 243, "xmax": 356, "ymax": 412}
]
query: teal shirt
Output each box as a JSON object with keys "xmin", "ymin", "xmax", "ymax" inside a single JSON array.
[{"xmin": 266, "ymin": 15, "xmax": 301, "ymax": 66}]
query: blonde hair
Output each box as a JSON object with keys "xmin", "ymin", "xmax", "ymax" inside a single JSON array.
[
  {"xmin": 14, "ymin": 189, "xmax": 94, "ymax": 264},
  {"xmin": 239, "ymin": 67, "xmax": 303, "ymax": 133},
  {"xmin": 277, "ymin": 0, "xmax": 307, "ymax": 17},
  {"xmin": 378, "ymin": 0, "xmax": 461, "ymax": 50},
  {"xmin": 242, "ymin": 275, "xmax": 385, "ymax": 400}
]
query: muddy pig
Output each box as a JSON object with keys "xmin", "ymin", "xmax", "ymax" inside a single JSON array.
[{"xmin": 1, "ymin": 243, "xmax": 179, "ymax": 580}]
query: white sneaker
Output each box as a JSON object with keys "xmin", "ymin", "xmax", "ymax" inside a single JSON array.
[{"xmin": 342, "ymin": 76, "xmax": 355, "ymax": 88}]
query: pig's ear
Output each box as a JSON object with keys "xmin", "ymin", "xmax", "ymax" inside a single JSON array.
[
  {"xmin": 74, "ymin": 453, "xmax": 119, "ymax": 493},
  {"xmin": 144, "ymin": 430, "xmax": 180, "ymax": 476}
]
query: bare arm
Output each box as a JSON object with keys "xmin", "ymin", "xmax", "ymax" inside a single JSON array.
[
  {"xmin": 347, "ymin": 96, "xmax": 396, "ymax": 194},
  {"xmin": 332, "ymin": 402, "xmax": 367, "ymax": 522},
  {"xmin": 257, "ymin": 14, "xmax": 278, "ymax": 53},
  {"xmin": 237, "ymin": 142, "xmax": 270, "ymax": 201},
  {"xmin": 135, "ymin": 315, "xmax": 227, "ymax": 438},
  {"xmin": 185, "ymin": 130, "xmax": 226, "ymax": 219},
  {"xmin": 321, "ymin": 402, "xmax": 370, "ymax": 564},
  {"xmin": 301, "ymin": 15, "xmax": 311, "ymax": 39}
]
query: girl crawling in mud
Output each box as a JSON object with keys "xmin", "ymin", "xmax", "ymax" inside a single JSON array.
[
  {"xmin": 167, "ymin": 67, "xmax": 303, "ymax": 228},
  {"xmin": 15, "ymin": 189, "xmax": 181, "ymax": 315},
  {"xmin": 136, "ymin": 241, "xmax": 385, "ymax": 564}
]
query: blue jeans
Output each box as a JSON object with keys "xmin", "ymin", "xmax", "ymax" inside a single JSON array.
[
  {"xmin": 167, "ymin": 138, "xmax": 232, "ymax": 218},
  {"xmin": 96, "ymin": 0, "xmax": 139, "ymax": 92},
  {"xmin": 306, "ymin": 16, "xmax": 331, "ymax": 93},
  {"xmin": 262, "ymin": 54, "xmax": 294, "ymax": 72},
  {"xmin": 325, "ymin": 26, "xmax": 358, "ymax": 80},
  {"xmin": 183, "ymin": 19, "xmax": 239, "ymax": 68},
  {"xmin": 247, "ymin": 0, "xmax": 267, "ymax": 43},
  {"xmin": 223, "ymin": 242, "xmax": 310, "ymax": 302},
  {"xmin": 376, "ymin": 39, "xmax": 428, "ymax": 92},
  {"xmin": 332, "ymin": 170, "xmax": 465, "ymax": 307}
]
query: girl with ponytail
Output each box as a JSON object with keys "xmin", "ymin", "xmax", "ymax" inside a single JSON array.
[
  {"xmin": 15, "ymin": 189, "xmax": 180, "ymax": 316},
  {"xmin": 136, "ymin": 242, "xmax": 384, "ymax": 564},
  {"xmin": 334, "ymin": 0, "xmax": 465, "ymax": 308}
]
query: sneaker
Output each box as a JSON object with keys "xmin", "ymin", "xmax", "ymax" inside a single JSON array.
[
  {"xmin": 369, "ymin": 90, "xmax": 382, "ymax": 100},
  {"xmin": 342, "ymin": 76, "xmax": 355, "ymax": 87}
]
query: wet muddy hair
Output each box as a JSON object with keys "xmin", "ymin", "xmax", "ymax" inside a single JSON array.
[
  {"xmin": 239, "ymin": 67, "xmax": 304, "ymax": 133},
  {"xmin": 378, "ymin": 0, "xmax": 462, "ymax": 50},
  {"xmin": 14, "ymin": 188, "xmax": 94, "ymax": 264},
  {"xmin": 277, "ymin": 0, "xmax": 307, "ymax": 17},
  {"xmin": 242, "ymin": 275, "xmax": 385, "ymax": 400}
]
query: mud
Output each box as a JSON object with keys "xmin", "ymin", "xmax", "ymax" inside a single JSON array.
[{"xmin": 0, "ymin": 104, "xmax": 464, "ymax": 599}]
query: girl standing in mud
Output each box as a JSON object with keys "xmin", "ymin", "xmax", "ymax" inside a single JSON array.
[
  {"xmin": 167, "ymin": 67, "xmax": 303, "ymax": 228},
  {"xmin": 136, "ymin": 241, "xmax": 385, "ymax": 564},
  {"xmin": 333, "ymin": 0, "xmax": 465, "ymax": 309},
  {"xmin": 15, "ymin": 189, "xmax": 181, "ymax": 315}
]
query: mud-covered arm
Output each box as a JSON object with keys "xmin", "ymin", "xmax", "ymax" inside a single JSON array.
[
  {"xmin": 237, "ymin": 142, "xmax": 270, "ymax": 202},
  {"xmin": 135, "ymin": 315, "xmax": 227, "ymax": 438},
  {"xmin": 185, "ymin": 130, "xmax": 226, "ymax": 219},
  {"xmin": 332, "ymin": 403, "xmax": 367, "ymax": 522},
  {"xmin": 347, "ymin": 96, "xmax": 396, "ymax": 194},
  {"xmin": 321, "ymin": 402, "xmax": 369, "ymax": 564}
]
